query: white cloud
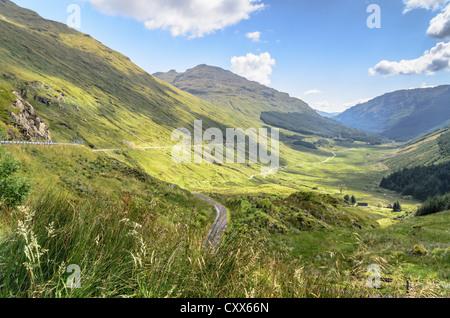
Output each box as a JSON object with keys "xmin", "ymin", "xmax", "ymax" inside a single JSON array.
[
  {"xmin": 304, "ymin": 89, "xmax": 323, "ymax": 96},
  {"xmin": 342, "ymin": 98, "xmax": 372, "ymax": 108},
  {"xmin": 369, "ymin": 41, "xmax": 450, "ymax": 76},
  {"xmin": 427, "ymin": 4, "xmax": 450, "ymax": 39},
  {"xmin": 312, "ymin": 101, "xmax": 331, "ymax": 111},
  {"xmin": 231, "ymin": 52, "xmax": 275, "ymax": 85},
  {"xmin": 312, "ymin": 98, "xmax": 373, "ymax": 113},
  {"xmin": 403, "ymin": 0, "xmax": 450, "ymax": 13},
  {"xmin": 83, "ymin": 0, "xmax": 264, "ymax": 38},
  {"xmin": 421, "ymin": 81, "xmax": 437, "ymax": 88},
  {"xmin": 246, "ymin": 31, "xmax": 261, "ymax": 42}
]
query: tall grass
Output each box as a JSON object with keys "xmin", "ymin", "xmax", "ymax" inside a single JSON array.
[{"xmin": 0, "ymin": 190, "xmax": 437, "ymax": 298}]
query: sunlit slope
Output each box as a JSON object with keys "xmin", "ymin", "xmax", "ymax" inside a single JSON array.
[
  {"xmin": 0, "ymin": 0, "xmax": 342, "ymax": 192},
  {"xmin": 385, "ymin": 127, "xmax": 450, "ymax": 170},
  {"xmin": 0, "ymin": 0, "xmax": 398, "ymax": 203},
  {"xmin": 0, "ymin": 0, "xmax": 257, "ymax": 150},
  {"xmin": 154, "ymin": 64, "xmax": 313, "ymax": 120},
  {"xmin": 154, "ymin": 64, "xmax": 380, "ymax": 142}
]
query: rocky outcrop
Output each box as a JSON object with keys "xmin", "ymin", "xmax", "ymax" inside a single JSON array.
[
  {"xmin": 34, "ymin": 95, "xmax": 52, "ymax": 106},
  {"xmin": 8, "ymin": 91, "xmax": 52, "ymax": 142}
]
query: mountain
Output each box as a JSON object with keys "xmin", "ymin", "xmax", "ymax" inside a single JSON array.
[
  {"xmin": 334, "ymin": 86, "xmax": 450, "ymax": 142},
  {"xmin": 154, "ymin": 65, "xmax": 380, "ymax": 142},
  {"xmin": 154, "ymin": 64, "xmax": 312, "ymax": 119},
  {"xmin": 0, "ymin": 0, "xmax": 247, "ymax": 149},
  {"xmin": 316, "ymin": 110, "xmax": 341, "ymax": 118}
]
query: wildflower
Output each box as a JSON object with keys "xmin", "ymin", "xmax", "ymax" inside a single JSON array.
[
  {"xmin": 45, "ymin": 222, "xmax": 56, "ymax": 238},
  {"xmin": 16, "ymin": 207, "xmax": 47, "ymax": 283}
]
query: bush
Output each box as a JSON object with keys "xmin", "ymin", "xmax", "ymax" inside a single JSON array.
[
  {"xmin": 393, "ymin": 201, "xmax": 402, "ymax": 212},
  {"xmin": 416, "ymin": 193, "xmax": 450, "ymax": 216},
  {"xmin": 0, "ymin": 148, "xmax": 30, "ymax": 208}
]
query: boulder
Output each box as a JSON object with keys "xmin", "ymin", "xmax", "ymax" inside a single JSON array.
[
  {"xmin": 8, "ymin": 91, "xmax": 52, "ymax": 142},
  {"xmin": 409, "ymin": 244, "xmax": 428, "ymax": 256}
]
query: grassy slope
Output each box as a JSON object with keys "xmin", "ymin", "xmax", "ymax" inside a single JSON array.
[
  {"xmin": 4, "ymin": 144, "xmax": 215, "ymax": 226},
  {"xmin": 385, "ymin": 127, "xmax": 450, "ymax": 170},
  {"xmin": 335, "ymin": 86, "xmax": 450, "ymax": 142},
  {"xmin": 0, "ymin": 0, "xmax": 279, "ymax": 191},
  {"xmin": 154, "ymin": 64, "xmax": 312, "ymax": 120},
  {"xmin": 271, "ymin": 210, "xmax": 450, "ymax": 296},
  {"xmin": 154, "ymin": 65, "xmax": 379, "ymax": 143},
  {"xmin": 0, "ymin": 0, "xmax": 447, "ymax": 298},
  {"xmin": 0, "ymin": 1, "xmax": 257, "ymax": 150}
]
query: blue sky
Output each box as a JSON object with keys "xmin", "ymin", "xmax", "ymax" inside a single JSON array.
[{"xmin": 9, "ymin": 0, "xmax": 450, "ymax": 112}]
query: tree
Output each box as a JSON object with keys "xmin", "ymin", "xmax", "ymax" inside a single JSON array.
[
  {"xmin": 344, "ymin": 194, "xmax": 351, "ymax": 205},
  {"xmin": 351, "ymin": 195, "xmax": 357, "ymax": 205},
  {"xmin": 393, "ymin": 201, "xmax": 402, "ymax": 212},
  {"xmin": 0, "ymin": 148, "xmax": 30, "ymax": 208}
]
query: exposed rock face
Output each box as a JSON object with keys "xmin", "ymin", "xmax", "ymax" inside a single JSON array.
[
  {"xmin": 8, "ymin": 91, "xmax": 52, "ymax": 142},
  {"xmin": 34, "ymin": 95, "xmax": 52, "ymax": 106}
]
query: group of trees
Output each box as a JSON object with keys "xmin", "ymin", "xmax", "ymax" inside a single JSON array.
[
  {"xmin": 392, "ymin": 201, "xmax": 402, "ymax": 212},
  {"xmin": 416, "ymin": 193, "xmax": 450, "ymax": 216},
  {"xmin": 380, "ymin": 157, "xmax": 450, "ymax": 216},
  {"xmin": 380, "ymin": 161, "xmax": 450, "ymax": 201},
  {"xmin": 344, "ymin": 194, "xmax": 357, "ymax": 205},
  {"xmin": 260, "ymin": 111, "xmax": 384, "ymax": 144}
]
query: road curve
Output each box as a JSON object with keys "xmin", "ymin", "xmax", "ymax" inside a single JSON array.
[
  {"xmin": 4, "ymin": 140, "xmax": 230, "ymax": 247},
  {"xmin": 193, "ymin": 193, "xmax": 228, "ymax": 249}
]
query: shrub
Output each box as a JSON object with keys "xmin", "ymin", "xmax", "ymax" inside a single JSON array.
[
  {"xmin": 416, "ymin": 193, "xmax": 450, "ymax": 216},
  {"xmin": 393, "ymin": 201, "xmax": 402, "ymax": 212},
  {"xmin": 0, "ymin": 148, "xmax": 30, "ymax": 208}
]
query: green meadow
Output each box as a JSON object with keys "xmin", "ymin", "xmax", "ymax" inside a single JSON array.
[{"xmin": 0, "ymin": 0, "xmax": 448, "ymax": 298}]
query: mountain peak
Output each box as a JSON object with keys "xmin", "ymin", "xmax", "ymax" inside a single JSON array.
[{"xmin": 154, "ymin": 64, "xmax": 312, "ymax": 117}]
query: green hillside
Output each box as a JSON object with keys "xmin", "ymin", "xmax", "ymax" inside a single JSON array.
[
  {"xmin": 0, "ymin": 0, "xmax": 254, "ymax": 149},
  {"xmin": 385, "ymin": 127, "xmax": 450, "ymax": 170},
  {"xmin": 380, "ymin": 127, "xmax": 450, "ymax": 201},
  {"xmin": 154, "ymin": 64, "xmax": 312, "ymax": 120},
  {"xmin": 154, "ymin": 65, "xmax": 381, "ymax": 143},
  {"xmin": 0, "ymin": 0, "xmax": 285, "ymax": 188},
  {"xmin": 0, "ymin": 0, "xmax": 448, "ymax": 299},
  {"xmin": 334, "ymin": 86, "xmax": 450, "ymax": 142}
]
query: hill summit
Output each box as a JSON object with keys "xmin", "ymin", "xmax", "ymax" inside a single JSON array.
[
  {"xmin": 154, "ymin": 64, "xmax": 311, "ymax": 118},
  {"xmin": 334, "ymin": 85, "xmax": 450, "ymax": 141}
]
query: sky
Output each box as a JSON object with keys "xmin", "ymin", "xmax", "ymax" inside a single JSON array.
[{"xmin": 9, "ymin": 0, "xmax": 450, "ymax": 113}]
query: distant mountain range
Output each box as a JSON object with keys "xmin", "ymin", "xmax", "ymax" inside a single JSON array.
[
  {"xmin": 154, "ymin": 65, "xmax": 379, "ymax": 142},
  {"xmin": 316, "ymin": 110, "xmax": 341, "ymax": 118},
  {"xmin": 334, "ymin": 86, "xmax": 450, "ymax": 142}
]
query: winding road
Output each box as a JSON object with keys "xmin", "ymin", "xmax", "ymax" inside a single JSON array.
[
  {"xmin": 193, "ymin": 193, "xmax": 228, "ymax": 249},
  {"xmin": 1, "ymin": 140, "xmax": 229, "ymax": 248}
]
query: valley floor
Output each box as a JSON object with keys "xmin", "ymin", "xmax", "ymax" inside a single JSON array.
[{"xmin": 0, "ymin": 141, "xmax": 448, "ymax": 298}]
